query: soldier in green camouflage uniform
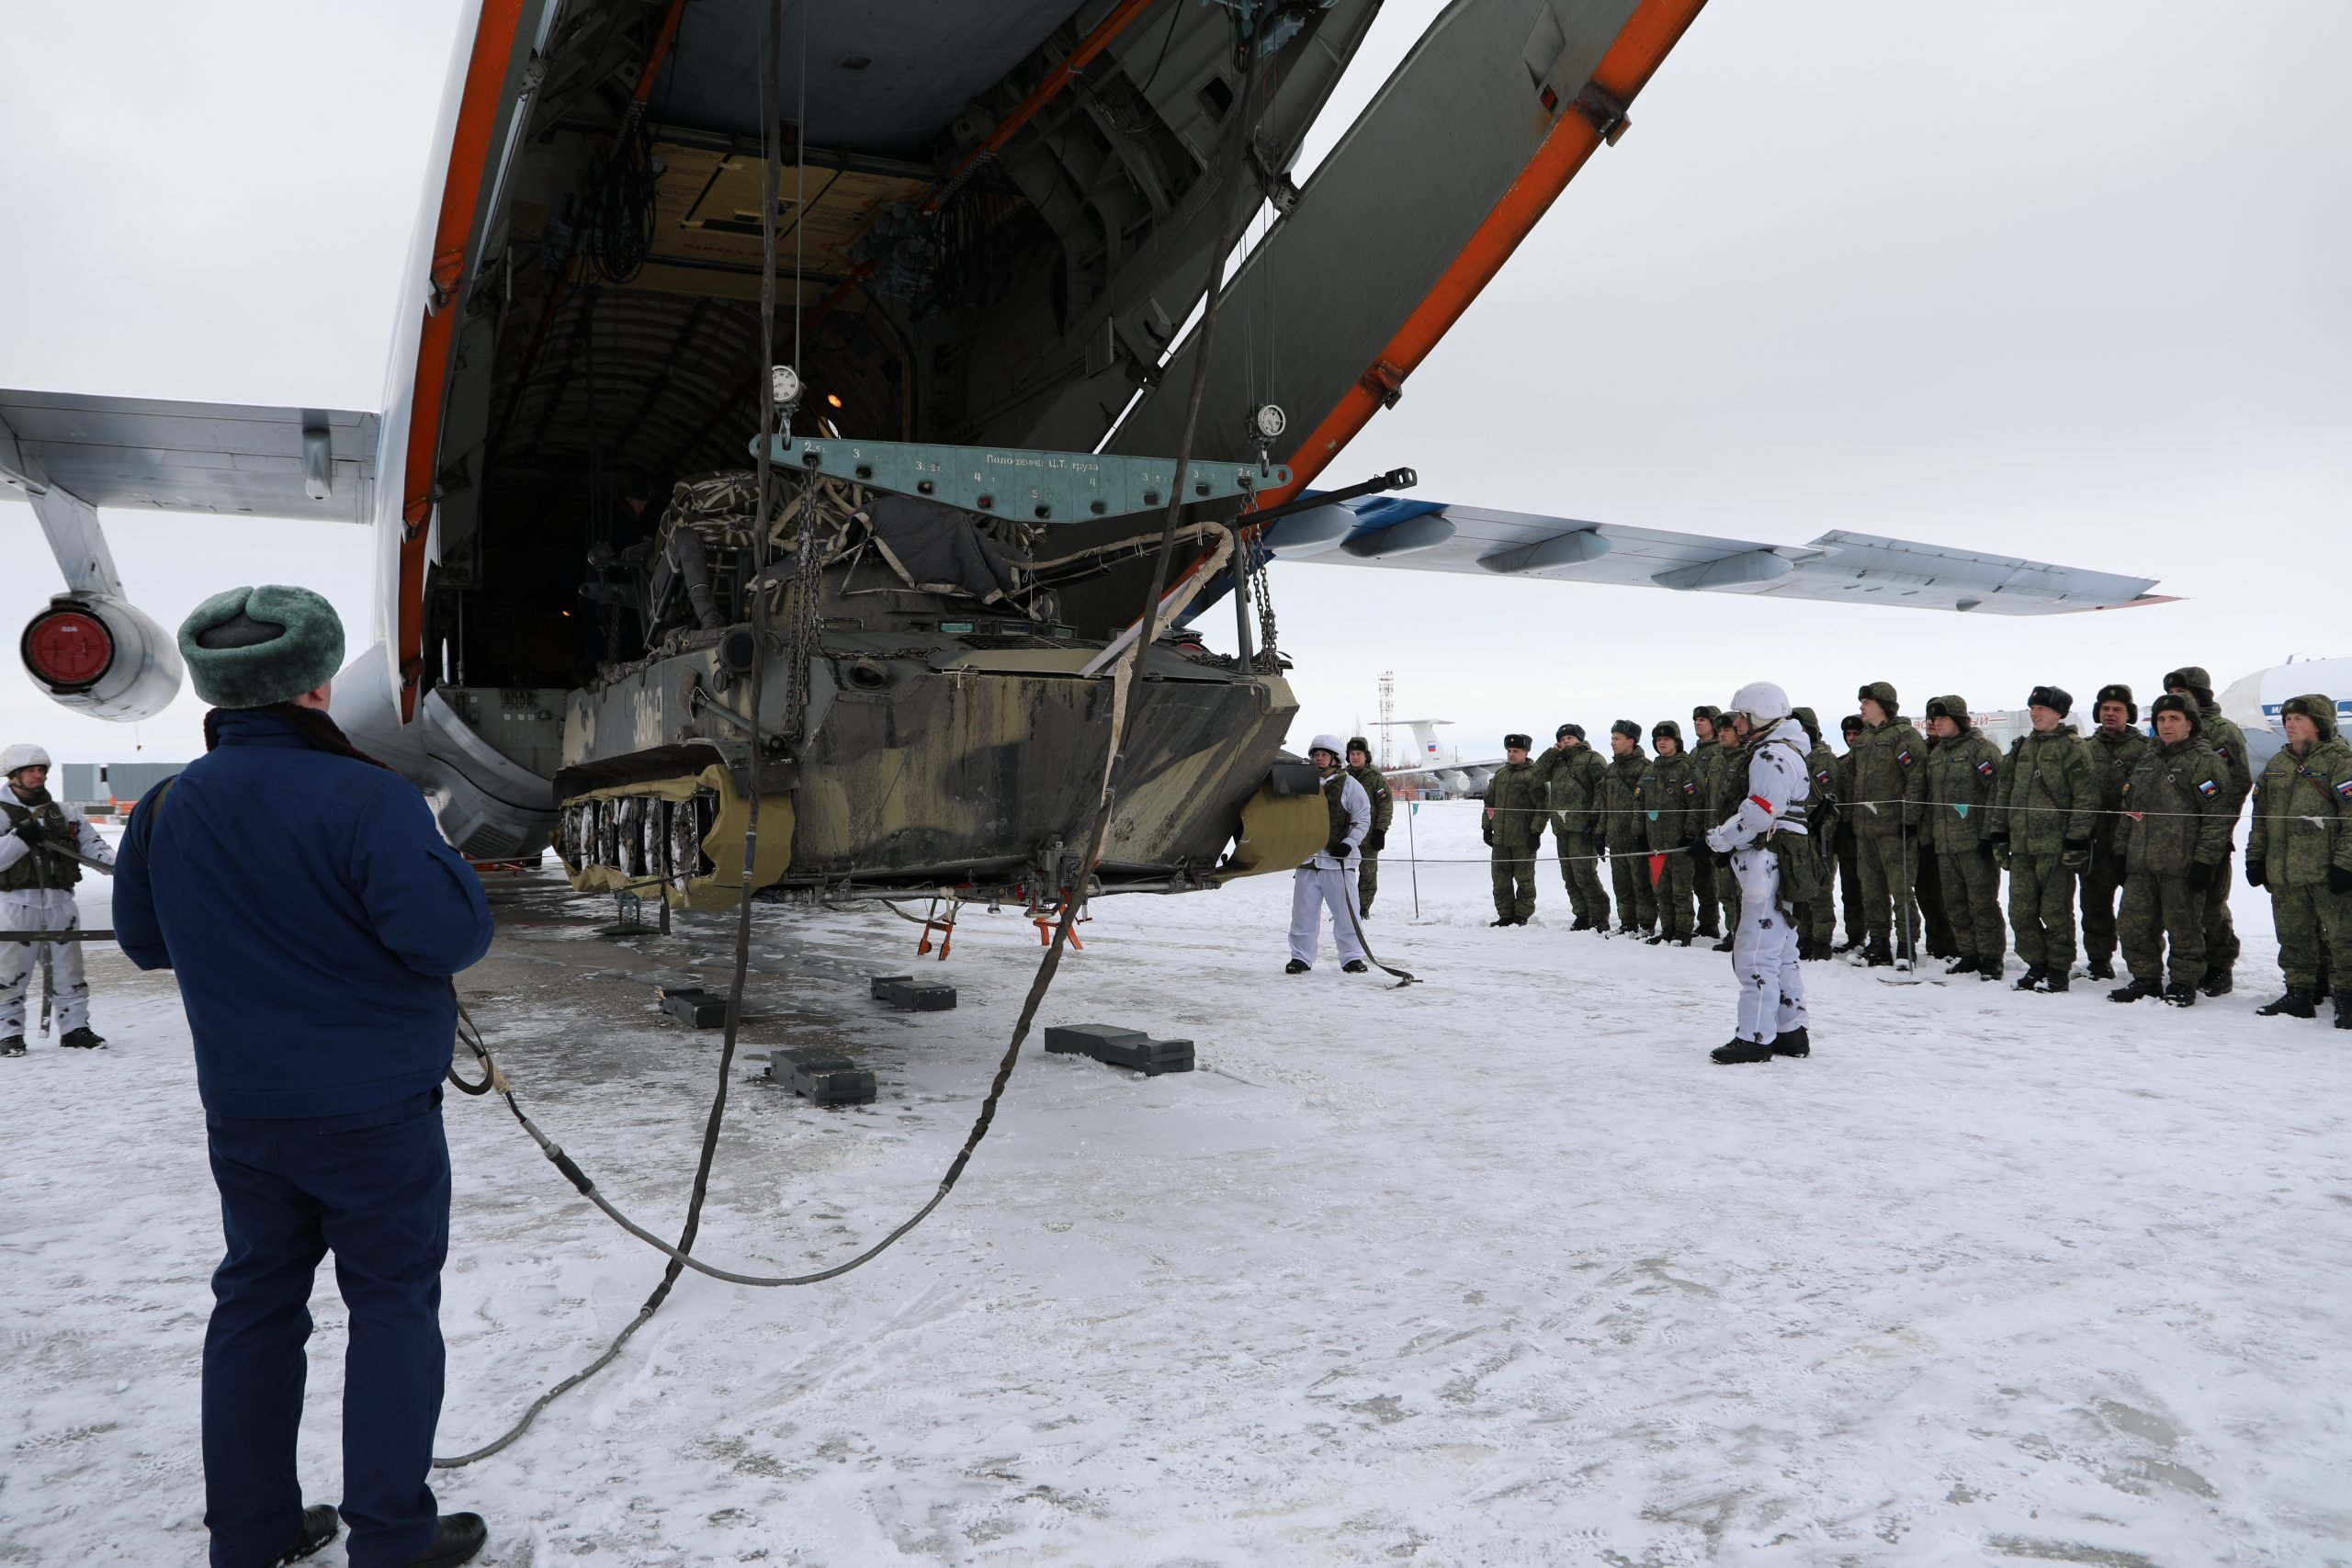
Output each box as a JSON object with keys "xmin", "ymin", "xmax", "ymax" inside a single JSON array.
[
  {"xmin": 1705, "ymin": 717, "xmax": 1747, "ymax": 952},
  {"xmin": 1789, "ymin": 708, "xmax": 1839, "ymax": 958},
  {"xmin": 1344, "ymin": 737, "xmax": 1395, "ymax": 917},
  {"xmin": 1643, "ymin": 720, "xmax": 1702, "ymax": 945},
  {"xmin": 2080, "ymin": 683, "xmax": 2149, "ymax": 981},
  {"xmin": 1689, "ymin": 706, "xmax": 1725, "ymax": 939},
  {"xmin": 1831, "ymin": 714, "xmax": 1867, "ymax": 950},
  {"xmin": 1533, "ymin": 723, "xmax": 1610, "ymax": 931},
  {"xmin": 2246, "ymin": 694, "xmax": 2352, "ymax": 1028},
  {"xmin": 1848, "ymin": 682, "xmax": 1928, "ymax": 967},
  {"xmin": 1990, "ymin": 684, "xmax": 2098, "ymax": 992},
  {"xmin": 1482, "ymin": 734, "xmax": 1546, "ymax": 925},
  {"xmin": 2163, "ymin": 667, "xmax": 2252, "ymax": 995},
  {"xmin": 2109, "ymin": 694, "xmax": 2232, "ymax": 1006},
  {"xmin": 1598, "ymin": 721, "xmax": 1656, "ymax": 935},
  {"xmin": 1919, "ymin": 695, "xmax": 2007, "ymax": 980}
]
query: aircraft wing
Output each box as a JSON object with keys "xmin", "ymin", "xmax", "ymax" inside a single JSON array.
[
  {"xmin": 1259, "ymin": 498, "xmax": 2171, "ymax": 615},
  {"xmin": 0, "ymin": 389, "xmax": 378, "ymax": 525}
]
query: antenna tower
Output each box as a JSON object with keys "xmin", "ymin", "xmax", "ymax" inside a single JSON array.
[{"xmin": 1377, "ymin": 671, "xmax": 1396, "ymax": 768}]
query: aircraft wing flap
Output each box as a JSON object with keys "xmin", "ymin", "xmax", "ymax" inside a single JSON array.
[
  {"xmin": 0, "ymin": 390, "xmax": 377, "ymax": 524},
  {"xmin": 1269, "ymin": 502, "xmax": 2167, "ymax": 615}
]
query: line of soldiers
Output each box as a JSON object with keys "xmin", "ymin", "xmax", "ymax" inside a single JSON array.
[{"xmin": 1455, "ymin": 668, "xmax": 2352, "ymax": 1027}]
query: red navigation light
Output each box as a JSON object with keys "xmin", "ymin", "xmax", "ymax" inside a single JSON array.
[{"xmin": 22, "ymin": 608, "xmax": 115, "ymax": 689}]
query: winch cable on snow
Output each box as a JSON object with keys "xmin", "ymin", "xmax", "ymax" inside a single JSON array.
[
  {"xmin": 1340, "ymin": 884, "xmax": 1418, "ymax": 987},
  {"xmin": 432, "ymin": 15, "xmax": 1272, "ymax": 1470}
]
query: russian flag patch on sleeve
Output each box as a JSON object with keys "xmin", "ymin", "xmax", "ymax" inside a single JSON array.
[
  {"xmin": 1896, "ymin": 750, "xmax": 1914, "ymax": 768},
  {"xmin": 2197, "ymin": 778, "xmax": 2219, "ymax": 798},
  {"xmin": 2335, "ymin": 776, "xmax": 2352, "ymax": 799},
  {"xmin": 1976, "ymin": 759, "xmax": 1996, "ymax": 779}
]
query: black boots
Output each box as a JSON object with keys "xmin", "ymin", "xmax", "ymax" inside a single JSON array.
[
  {"xmin": 2161, "ymin": 981, "xmax": 2198, "ymax": 1007},
  {"xmin": 1341, "ymin": 959, "xmax": 1369, "ymax": 974},
  {"xmin": 1568, "ymin": 915, "xmax": 1593, "ymax": 931},
  {"xmin": 1284, "ymin": 958, "xmax": 1310, "ymax": 975},
  {"xmin": 59, "ymin": 1026, "xmax": 104, "ymax": 1050},
  {"xmin": 2199, "ymin": 966, "xmax": 2233, "ymax": 998},
  {"xmin": 2038, "ymin": 970, "xmax": 2068, "ymax": 993},
  {"xmin": 402, "ymin": 1514, "xmax": 489, "ymax": 1568},
  {"xmin": 1862, "ymin": 942, "xmax": 1894, "ymax": 969},
  {"xmin": 2109, "ymin": 977, "xmax": 2161, "ymax": 1003},
  {"xmin": 2256, "ymin": 987, "xmax": 2318, "ymax": 1019},
  {"xmin": 2015, "ymin": 967, "xmax": 2047, "ymax": 992},
  {"xmin": 1712, "ymin": 936, "xmax": 1735, "ymax": 953},
  {"xmin": 2086, "ymin": 956, "xmax": 2116, "ymax": 981},
  {"xmin": 1711, "ymin": 1029, "xmax": 1811, "ymax": 1065},
  {"xmin": 1946, "ymin": 955, "xmax": 1978, "ymax": 977},
  {"xmin": 0, "ymin": 1035, "xmax": 24, "ymax": 1058},
  {"xmin": 2336, "ymin": 988, "xmax": 2352, "ymax": 1030},
  {"xmin": 1489, "ymin": 917, "xmax": 1515, "ymax": 928},
  {"xmin": 274, "ymin": 1506, "xmax": 339, "ymax": 1565}
]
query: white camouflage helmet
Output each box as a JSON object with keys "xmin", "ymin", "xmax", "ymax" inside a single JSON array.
[
  {"xmin": 2, "ymin": 743, "xmax": 53, "ymax": 777},
  {"xmin": 1307, "ymin": 732, "xmax": 1347, "ymax": 761},
  {"xmin": 1726, "ymin": 682, "xmax": 1792, "ymax": 725}
]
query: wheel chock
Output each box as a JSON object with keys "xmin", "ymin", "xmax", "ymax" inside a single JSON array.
[
  {"xmin": 768, "ymin": 1046, "xmax": 877, "ymax": 1106},
  {"xmin": 1043, "ymin": 1023, "xmax": 1194, "ymax": 1077},
  {"xmin": 870, "ymin": 975, "xmax": 957, "ymax": 1011}
]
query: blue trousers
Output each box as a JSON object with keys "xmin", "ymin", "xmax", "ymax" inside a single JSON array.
[{"xmin": 203, "ymin": 1089, "xmax": 449, "ymax": 1568}]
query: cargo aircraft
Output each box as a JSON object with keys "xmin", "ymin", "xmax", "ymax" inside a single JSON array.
[{"xmin": 1, "ymin": 0, "xmax": 2170, "ymax": 911}]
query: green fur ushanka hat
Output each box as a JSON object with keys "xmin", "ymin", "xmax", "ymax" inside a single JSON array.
[{"xmin": 178, "ymin": 585, "xmax": 346, "ymax": 709}]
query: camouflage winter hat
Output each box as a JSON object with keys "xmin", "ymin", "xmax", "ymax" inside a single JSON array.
[
  {"xmin": 2148, "ymin": 692, "xmax": 2201, "ymax": 731},
  {"xmin": 2162, "ymin": 666, "xmax": 2214, "ymax": 702},
  {"xmin": 1858, "ymin": 680, "xmax": 1899, "ymax": 712},
  {"xmin": 1840, "ymin": 714, "xmax": 1865, "ymax": 737},
  {"xmin": 1346, "ymin": 736, "xmax": 1372, "ymax": 757},
  {"xmin": 1651, "ymin": 718, "xmax": 1682, "ymax": 746},
  {"xmin": 1690, "ymin": 705, "xmax": 1722, "ymax": 725},
  {"xmin": 1924, "ymin": 694, "xmax": 1969, "ymax": 725},
  {"xmin": 1610, "ymin": 719, "xmax": 1641, "ymax": 740},
  {"xmin": 1791, "ymin": 705, "xmax": 1824, "ymax": 745},
  {"xmin": 178, "ymin": 586, "xmax": 346, "ymax": 710},
  {"xmin": 2027, "ymin": 684, "xmax": 2073, "ymax": 717},
  {"xmin": 2095, "ymin": 682, "xmax": 2137, "ymax": 722},
  {"xmin": 2279, "ymin": 694, "xmax": 2338, "ymax": 741},
  {"xmin": 1556, "ymin": 722, "xmax": 1585, "ymax": 741}
]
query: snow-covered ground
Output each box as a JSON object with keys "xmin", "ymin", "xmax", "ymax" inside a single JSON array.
[{"xmin": 5, "ymin": 803, "xmax": 2346, "ymax": 1566}]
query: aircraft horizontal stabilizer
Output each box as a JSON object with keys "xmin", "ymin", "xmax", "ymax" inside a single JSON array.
[
  {"xmin": 0, "ymin": 390, "xmax": 378, "ymax": 525},
  {"xmin": 1261, "ymin": 499, "xmax": 2170, "ymax": 615}
]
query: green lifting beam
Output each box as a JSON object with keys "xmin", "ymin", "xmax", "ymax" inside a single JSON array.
[{"xmin": 750, "ymin": 434, "xmax": 1290, "ymax": 524}]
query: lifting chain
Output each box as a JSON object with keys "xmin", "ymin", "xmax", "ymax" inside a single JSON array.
[
  {"xmin": 775, "ymin": 475, "xmax": 833, "ymax": 742},
  {"xmin": 1246, "ymin": 525, "xmax": 1280, "ymax": 670}
]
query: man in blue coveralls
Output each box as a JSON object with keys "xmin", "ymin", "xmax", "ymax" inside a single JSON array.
[{"xmin": 113, "ymin": 585, "xmax": 496, "ymax": 1568}]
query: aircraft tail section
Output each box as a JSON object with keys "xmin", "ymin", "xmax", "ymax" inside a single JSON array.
[{"xmin": 1385, "ymin": 717, "xmax": 1452, "ymax": 770}]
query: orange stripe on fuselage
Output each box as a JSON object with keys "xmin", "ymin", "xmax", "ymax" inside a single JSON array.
[
  {"xmin": 1261, "ymin": 0, "xmax": 1709, "ymax": 508},
  {"xmin": 396, "ymin": 0, "xmax": 530, "ymax": 718}
]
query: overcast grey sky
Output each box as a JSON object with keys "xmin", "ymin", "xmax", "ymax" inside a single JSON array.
[{"xmin": 4, "ymin": 1, "xmax": 2346, "ymax": 773}]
